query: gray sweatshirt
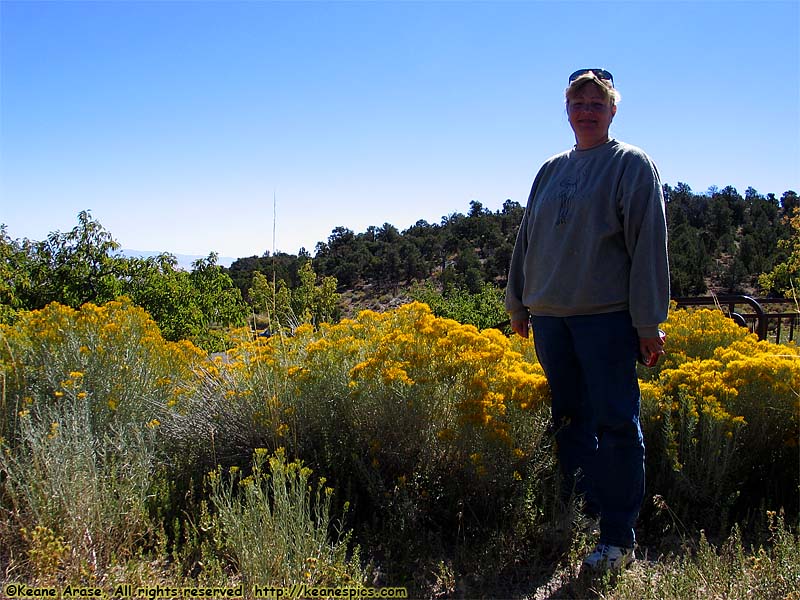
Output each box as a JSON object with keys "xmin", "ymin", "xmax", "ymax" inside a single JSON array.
[{"xmin": 505, "ymin": 139, "xmax": 670, "ymax": 338}]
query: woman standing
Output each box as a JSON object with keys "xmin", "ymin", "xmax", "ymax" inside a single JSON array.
[{"xmin": 505, "ymin": 69, "xmax": 670, "ymax": 570}]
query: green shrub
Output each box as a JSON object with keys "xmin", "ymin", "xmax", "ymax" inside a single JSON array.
[
  {"xmin": 409, "ymin": 282, "xmax": 508, "ymax": 330},
  {"xmin": 1, "ymin": 393, "xmax": 159, "ymax": 578},
  {"xmin": 608, "ymin": 512, "xmax": 800, "ymax": 600},
  {"xmin": 207, "ymin": 448, "xmax": 366, "ymax": 587}
]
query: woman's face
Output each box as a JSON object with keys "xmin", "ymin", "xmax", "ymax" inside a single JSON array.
[{"xmin": 567, "ymin": 83, "xmax": 617, "ymax": 150}]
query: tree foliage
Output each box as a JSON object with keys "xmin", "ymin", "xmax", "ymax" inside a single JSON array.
[
  {"xmin": 409, "ymin": 281, "xmax": 507, "ymax": 330},
  {"xmin": 758, "ymin": 206, "xmax": 800, "ymax": 297},
  {"xmin": 228, "ymin": 186, "xmax": 794, "ymax": 301},
  {"xmin": 1, "ymin": 212, "xmax": 248, "ymax": 351},
  {"xmin": 309, "ymin": 200, "xmax": 524, "ymax": 293},
  {"xmin": 248, "ymin": 262, "xmax": 340, "ymax": 332},
  {"xmin": 663, "ymin": 184, "xmax": 795, "ymax": 295}
]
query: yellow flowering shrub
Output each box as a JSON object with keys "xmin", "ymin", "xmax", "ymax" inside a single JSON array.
[
  {"xmin": 642, "ymin": 307, "xmax": 800, "ymax": 529},
  {"xmin": 2, "ymin": 296, "xmax": 798, "ymax": 583},
  {"xmin": 0, "ymin": 298, "xmax": 205, "ymax": 406},
  {"xmin": 666, "ymin": 306, "xmax": 756, "ymax": 359},
  {"xmin": 208, "ymin": 302, "xmax": 799, "ymax": 540},
  {"xmin": 0, "ymin": 298, "xmax": 207, "ymax": 576},
  {"xmin": 206, "ymin": 302, "xmax": 552, "ymax": 533},
  {"xmin": 0, "ymin": 298, "xmax": 206, "ymax": 439}
]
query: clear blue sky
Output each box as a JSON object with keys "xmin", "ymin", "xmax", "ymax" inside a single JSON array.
[{"xmin": 2, "ymin": 0, "xmax": 798, "ymax": 261}]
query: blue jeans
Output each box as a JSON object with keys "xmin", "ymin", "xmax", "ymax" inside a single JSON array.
[{"xmin": 531, "ymin": 311, "xmax": 645, "ymax": 548}]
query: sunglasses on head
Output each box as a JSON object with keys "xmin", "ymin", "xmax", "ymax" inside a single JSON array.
[{"xmin": 569, "ymin": 69, "xmax": 614, "ymax": 87}]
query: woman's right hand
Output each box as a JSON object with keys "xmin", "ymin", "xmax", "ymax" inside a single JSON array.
[{"xmin": 511, "ymin": 317, "xmax": 530, "ymax": 338}]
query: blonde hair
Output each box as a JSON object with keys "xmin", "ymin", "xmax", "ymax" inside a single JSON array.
[{"xmin": 565, "ymin": 72, "xmax": 621, "ymax": 108}]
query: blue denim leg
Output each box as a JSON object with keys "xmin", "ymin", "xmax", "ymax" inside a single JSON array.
[
  {"xmin": 532, "ymin": 311, "xmax": 645, "ymax": 548},
  {"xmin": 530, "ymin": 315, "xmax": 601, "ymax": 516}
]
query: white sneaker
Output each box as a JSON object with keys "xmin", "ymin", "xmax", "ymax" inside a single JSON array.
[{"xmin": 582, "ymin": 544, "xmax": 635, "ymax": 570}]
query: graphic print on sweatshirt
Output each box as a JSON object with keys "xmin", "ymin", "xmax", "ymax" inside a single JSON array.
[{"xmin": 555, "ymin": 163, "xmax": 589, "ymax": 227}]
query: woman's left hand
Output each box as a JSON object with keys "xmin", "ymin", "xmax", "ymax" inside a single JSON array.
[{"xmin": 639, "ymin": 334, "xmax": 665, "ymax": 364}]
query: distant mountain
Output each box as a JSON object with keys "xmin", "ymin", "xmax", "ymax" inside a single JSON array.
[{"xmin": 121, "ymin": 250, "xmax": 235, "ymax": 271}]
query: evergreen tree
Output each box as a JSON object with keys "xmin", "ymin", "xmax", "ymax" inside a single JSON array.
[
  {"xmin": 759, "ymin": 208, "xmax": 800, "ymax": 297},
  {"xmin": 669, "ymin": 222, "xmax": 709, "ymax": 296}
]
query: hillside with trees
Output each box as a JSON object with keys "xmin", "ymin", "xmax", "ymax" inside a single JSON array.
[
  {"xmin": 229, "ymin": 183, "xmax": 797, "ymax": 311},
  {"xmin": 1, "ymin": 184, "xmax": 798, "ymax": 348}
]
